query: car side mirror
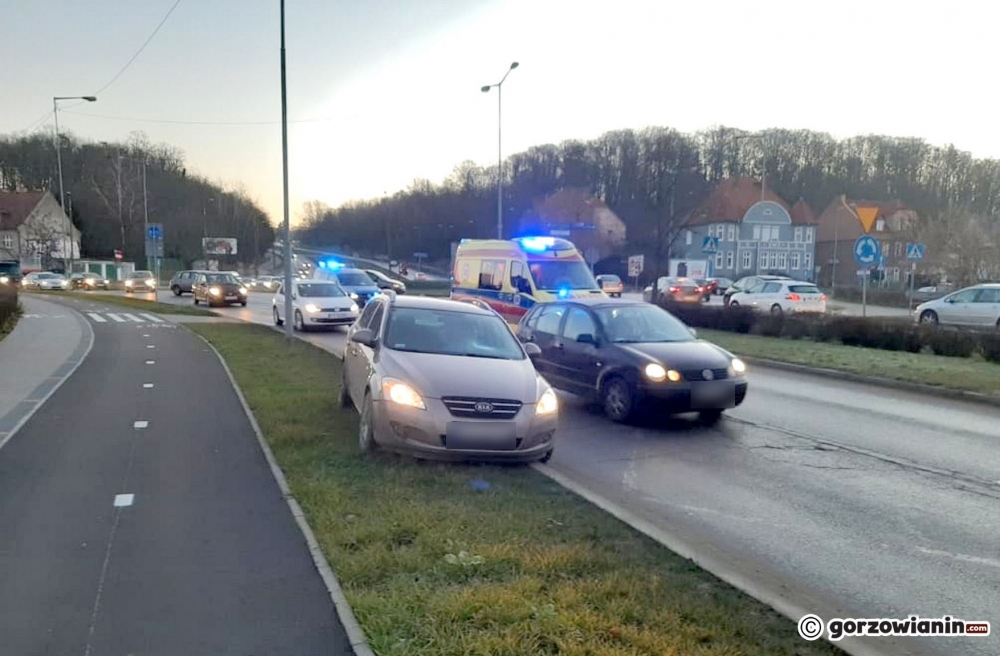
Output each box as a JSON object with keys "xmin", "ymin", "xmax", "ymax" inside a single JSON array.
[
  {"xmin": 576, "ymin": 333, "xmax": 596, "ymax": 345},
  {"xmin": 523, "ymin": 342, "xmax": 542, "ymax": 357},
  {"xmin": 291, "ymin": 293, "xmax": 297, "ymax": 300},
  {"xmin": 351, "ymin": 328, "xmax": 377, "ymax": 347},
  {"xmin": 689, "ymin": 327, "xmax": 698, "ymax": 338}
]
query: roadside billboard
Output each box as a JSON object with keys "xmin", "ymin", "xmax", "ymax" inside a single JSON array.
[
  {"xmin": 203, "ymin": 238, "xmax": 238, "ymax": 255},
  {"xmin": 669, "ymin": 259, "xmax": 708, "ymax": 279}
]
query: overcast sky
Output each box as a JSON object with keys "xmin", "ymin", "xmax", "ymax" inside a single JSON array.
[{"xmin": 3, "ymin": 0, "xmax": 998, "ymax": 225}]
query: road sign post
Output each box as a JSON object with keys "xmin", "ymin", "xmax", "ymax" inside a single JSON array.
[
  {"xmin": 905, "ymin": 243, "xmax": 925, "ymax": 315},
  {"xmin": 628, "ymin": 254, "xmax": 644, "ymax": 291},
  {"xmin": 853, "ymin": 235, "xmax": 880, "ymax": 318}
]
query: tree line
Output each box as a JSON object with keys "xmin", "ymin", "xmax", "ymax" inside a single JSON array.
[
  {"xmin": 297, "ymin": 126, "xmax": 1000, "ymax": 284},
  {"xmin": 0, "ymin": 130, "xmax": 274, "ymax": 270}
]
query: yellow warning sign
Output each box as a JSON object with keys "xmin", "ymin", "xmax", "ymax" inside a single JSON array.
[{"xmin": 855, "ymin": 206, "xmax": 879, "ymax": 233}]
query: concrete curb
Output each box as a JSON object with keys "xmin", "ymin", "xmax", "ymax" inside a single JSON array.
[
  {"xmin": 742, "ymin": 356, "xmax": 1000, "ymax": 409},
  {"xmin": 191, "ymin": 330, "xmax": 375, "ymax": 656},
  {"xmin": 0, "ymin": 298, "xmax": 95, "ymax": 451},
  {"xmin": 530, "ymin": 463, "xmax": 906, "ymax": 656}
]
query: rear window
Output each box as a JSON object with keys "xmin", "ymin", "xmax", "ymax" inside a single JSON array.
[
  {"xmin": 601, "ymin": 275, "xmax": 621, "ymax": 283},
  {"xmin": 789, "ymin": 285, "xmax": 821, "ymax": 294}
]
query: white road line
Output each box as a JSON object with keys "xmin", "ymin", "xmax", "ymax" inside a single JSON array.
[
  {"xmin": 145, "ymin": 360, "xmax": 155, "ymax": 365},
  {"xmin": 87, "ymin": 313, "xmax": 107, "ymax": 323},
  {"xmin": 106, "ymin": 313, "xmax": 126, "ymax": 323},
  {"xmin": 146, "ymin": 345, "xmax": 155, "ymax": 349},
  {"xmin": 143, "ymin": 383, "xmax": 154, "ymax": 389},
  {"xmin": 133, "ymin": 421, "xmax": 148, "ymax": 429},
  {"xmin": 141, "ymin": 313, "xmax": 163, "ymax": 323},
  {"xmin": 113, "ymin": 494, "xmax": 135, "ymax": 507},
  {"xmin": 142, "ymin": 334, "xmax": 150, "ymax": 338},
  {"xmin": 123, "ymin": 313, "xmax": 143, "ymax": 323}
]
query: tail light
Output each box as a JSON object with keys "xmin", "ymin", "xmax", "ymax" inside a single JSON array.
[
  {"xmin": 786, "ymin": 293, "xmax": 802, "ymax": 301},
  {"xmin": 694, "ymin": 287, "xmax": 702, "ymax": 293},
  {"xmin": 820, "ymin": 294, "xmax": 827, "ymax": 301},
  {"xmin": 669, "ymin": 286, "xmax": 680, "ymax": 293}
]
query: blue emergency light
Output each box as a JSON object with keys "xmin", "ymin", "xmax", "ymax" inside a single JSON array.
[
  {"xmin": 518, "ymin": 237, "xmax": 556, "ymax": 252},
  {"xmin": 558, "ymin": 287, "xmax": 570, "ymax": 298}
]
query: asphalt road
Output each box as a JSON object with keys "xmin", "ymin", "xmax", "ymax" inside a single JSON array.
[
  {"xmin": 101, "ymin": 289, "xmax": 998, "ymax": 656},
  {"xmin": 0, "ymin": 296, "xmax": 351, "ymax": 655}
]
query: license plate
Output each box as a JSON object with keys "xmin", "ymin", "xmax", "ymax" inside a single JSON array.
[
  {"xmin": 446, "ymin": 421, "xmax": 517, "ymax": 450},
  {"xmin": 225, "ymin": 295, "xmax": 236, "ymax": 300},
  {"xmin": 691, "ymin": 381, "xmax": 736, "ymax": 409}
]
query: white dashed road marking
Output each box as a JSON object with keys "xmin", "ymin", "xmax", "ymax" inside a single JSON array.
[
  {"xmin": 146, "ymin": 345, "xmax": 155, "ymax": 349},
  {"xmin": 143, "ymin": 383, "xmax": 154, "ymax": 389},
  {"xmin": 106, "ymin": 313, "xmax": 126, "ymax": 323},
  {"xmin": 133, "ymin": 421, "xmax": 148, "ymax": 429},
  {"xmin": 123, "ymin": 314, "xmax": 143, "ymax": 323},
  {"xmin": 141, "ymin": 313, "xmax": 163, "ymax": 323},
  {"xmin": 145, "ymin": 360, "xmax": 155, "ymax": 365},
  {"xmin": 87, "ymin": 313, "xmax": 107, "ymax": 323},
  {"xmin": 113, "ymin": 494, "xmax": 135, "ymax": 508},
  {"xmin": 142, "ymin": 334, "xmax": 150, "ymax": 338}
]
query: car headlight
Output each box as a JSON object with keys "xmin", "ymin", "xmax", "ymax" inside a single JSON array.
[
  {"xmin": 645, "ymin": 363, "xmax": 667, "ymax": 381},
  {"xmin": 350, "ymin": 303, "xmax": 359, "ymax": 313},
  {"xmin": 238, "ymin": 287, "xmax": 248, "ymax": 295},
  {"xmin": 731, "ymin": 358, "xmax": 747, "ymax": 375},
  {"xmin": 61, "ymin": 280, "xmax": 69, "ymax": 287},
  {"xmin": 381, "ymin": 379, "xmax": 426, "ymax": 410},
  {"xmin": 0, "ymin": 276, "xmax": 9, "ymax": 284},
  {"xmin": 146, "ymin": 279, "xmax": 155, "ymax": 286},
  {"xmin": 536, "ymin": 388, "xmax": 558, "ymax": 415},
  {"xmin": 103, "ymin": 280, "xmax": 109, "ymax": 285},
  {"xmin": 125, "ymin": 280, "xmax": 133, "ymax": 286},
  {"xmin": 209, "ymin": 286, "xmax": 221, "ymax": 296},
  {"xmin": 304, "ymin": 303, "xmax": 320, "ymax": 313},
  {"xmin": 349, "ymin": 292, "xmax": 358, "ymax": 299}
]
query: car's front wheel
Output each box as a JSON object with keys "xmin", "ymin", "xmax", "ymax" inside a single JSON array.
[
  {"xmin": 920, "ymin": 310, "xmax": 938, "ymax": 325},
  {"xmin": 602, "ymin": 376, "xmax": 635, "ymax": 423},
  {"xmin": 273, "ymin": 306, "xmax": 283, "ymax": 326},
  {"xmin": 358, "ymin": 392, "xmax": 377, "ymax": 454},
  {"xmin": 193, "ymin": 296, "xmax": 199, "ymax": 305},
  {"xmin": 538, "ymin": 448, "xmax": 554, "ymax": 463},
  {"xmin": 729, "ymin": 300, "xmax": 740, "ymax": 308},
  {"xmin": 172, "ymin": 285, "xmax": 181, "ymax": 296},
  {"xmin": 293, "ymin": 310, "xmax": 306, "ymax": 332}
]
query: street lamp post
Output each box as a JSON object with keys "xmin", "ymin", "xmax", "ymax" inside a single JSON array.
[
  {"xmin": 53, "ymin": 95, "xmax": 96, "ymax": 274},
  {"xmin": 279, "ymin": 0, "xmax": 293, "ymax": 340},
  {"xmin": 481, "ymin": 62, "xmax": 518, "ymax": 240}
]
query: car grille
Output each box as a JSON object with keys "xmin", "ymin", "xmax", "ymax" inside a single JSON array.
[
  {"xmin": 683, "ymin": 367, "xmax": 729, "ymax": 381},
  {"xmin": 441, "ymin": 397, "xmax": 522, "ymax": 419},
  {"xmin": 320, "ymin": 307, "xmax": 349, "ymax": 313}
]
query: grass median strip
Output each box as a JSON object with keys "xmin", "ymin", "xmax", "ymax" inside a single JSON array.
[
  {"xmin": 700, "ymin": 329, "xmax": 1000, "ymax": 397},
  {"xmin": 192, "ymin": 322, "xmax": 843, "ymax": 656},
  {"xmin": 44, "ymin": 291, "xmax": 216, "ymax": 316}
]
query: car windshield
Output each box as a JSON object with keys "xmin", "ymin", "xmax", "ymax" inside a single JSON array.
[
  {"xmin": 297, "ymin": 283, "xmax": 345, "ymax": 297},
  {"xmin": 0, "ymin": 263, "xmax": 19, "ymax": 274},
  {"xmin": 384, "ymin": 307, "xmax": 525, "ymax": 360},
  {"xmin": 132, "ymin": 271, "xmax": 153, "ymax": 278},
  {"xmin": 206, "ymin": 274, "xmax": 239, "ymax": 284},
  {"xmin": 336, "ymin": 272, "xmax": 376, "ymax": 286},
  {"xmin": 367, "ymin": 271, "xmax": 388, "ymax": 282},
  {"xmin": 596, "ymin": 305, "xmax": 695, "ymax": 343},
  {"xmin": 38, "ymin": 273, "xmax": 57, "ymax": 279},
  {"xmin": 528, "ymin": 260, "xmax": 599, "ymax": 291}
]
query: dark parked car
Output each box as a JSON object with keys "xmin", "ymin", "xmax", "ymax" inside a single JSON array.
[
  {"xmin": 642, "ymin": 277, "xmax": 702, "ymax": 304},
  {"xmin": 364, "ymin": 269, "xmax": 407, "ymax": 294},
  {"xmin": 0, "ymin": 260, "xmax": 22, "ymax": 286},
  {"xmin": 192, "ymin": 272, "xmax": 248, "ymax": 307},
  {"xmin": 517, "ymin": 298, "xmax": 748, "ymax": 423},
  {"xmin": 170, "ymin": 270, "xmax": 208, "ymax": 295},
  {"xmin": 70, "ymin": 272, "xmax": 109, "ymax": 290}
]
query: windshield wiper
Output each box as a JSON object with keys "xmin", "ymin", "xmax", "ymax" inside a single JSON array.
[{"xmin": 453, "ymin": 352, "xmax": 510, "ymax": 360}]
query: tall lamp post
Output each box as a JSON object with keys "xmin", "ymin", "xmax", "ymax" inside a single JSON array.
[
  {"xmin": 279, "ymin": 0, "xmax": 293, "ymax": 340},
  {"xmin": 481, "ymin": 62, "xmax": 518, "ymax": 240},
  {"xmin": 54, "ymin": 95, "xmax": 96, "ymax": 274}
]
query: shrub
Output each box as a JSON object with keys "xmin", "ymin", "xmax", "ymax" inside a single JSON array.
[
  {"xmin": 780, "ymin": 315, "xmax": 816, "ymax": 340},
  {"xmin": 755, "ymin": 314, "xmax": 784, "ymax": 338},
  {"xmin": 927, "ymin": 329, "xmax": 979, "ymax": 358},
  {"xmin": 977, "ymin": 332, "xmax": 1000, "ymax": 364},
  {"xmin": 0, "ymin": 284, "xmax": 17, "ymax": 328}
]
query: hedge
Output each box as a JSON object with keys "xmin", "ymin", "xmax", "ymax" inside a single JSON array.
[
  {"xmin": 1, "ymin": 285, "xmax": 19, "ymax": 332},
  {"xmin": 660, "ymin": 301, "xmax": 1000, "ymax": 364}
]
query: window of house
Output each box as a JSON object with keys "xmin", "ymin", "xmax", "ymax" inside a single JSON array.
[
  {"xmin": 1, "ymin": 234, "xmax": 12, "ymax": 249},
  {"xmin": 759, "ymin": 226, "xmax": 770, "ymax": 241},
  {"xmin": 752, "ymin": 225, "xmax": 761, "ymax": 240},
  {"xmin": 726, "ymin": 251, "xmax": 734, "ymax": 269},
  {"xmin": 804, "ymin": 252, "xmax": 812, "ymax": 270},
  {"xmin": 771, "ymin": 227, "xmax": 779, "ymax": 241},
  {"xmin": 793, "ymin": 227, "xmax": 803, "ymax": 242},
  {"xmin": 727, "ymin": 225, "xmax": 736, "ymax": 242},
  {"xmin": 876, "ymin": 218, "xmax": 886, "ymax": 231},
  {"xmin": 742, "ymin": 250, "xmax": 752, "ymax": 269},
  {"xmin": 805, "ymin": 227, "xmax": 814, "ymax": 243},
  {"xmin": 715, "ymin": 251, "xmax": 724, "ymax": 268},
  {"xmin": 895, "ymin": 241, "xmax": 903, "ymax": 257},
  {"xmin": 890, "ymin": 267, "xmax": 900, "ymax": 282},
  {"xmin": 777, "ymin": 252, "xmax": 787, "ymax": 269},
  {"xmin": 790, "ymin": 252, "xmax": 801, "ymax": 269},
  {"xmin": 685, "ymin": 230, "xmax": 692, "ymax": 246}
]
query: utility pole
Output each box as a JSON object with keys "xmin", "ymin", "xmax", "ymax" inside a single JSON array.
[{"xmin": 280, "ymin": 0, "xmax": 293, "ymax": 340}]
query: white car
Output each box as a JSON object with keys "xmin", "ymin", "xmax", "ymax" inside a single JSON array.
[
  {"xmin": 26, "ymin": 272, "xmax": 69, "ymax": 290},
  {"xmin": 914, "ymin": 283, "xmax": 1000, "ymax": 328},
  {"xmin": 727, "ymin": 279, "xmax": 826, "ymax": 315},
  {"xmin": 273, "ymin": 278, "xmax": 360, "ymax": 332}
]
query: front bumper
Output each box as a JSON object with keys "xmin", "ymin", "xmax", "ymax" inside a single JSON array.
[
  {"xmin": 637, "ymin": 379, "xmax": 748, "ymax": 413},
  {"xmin": 303, "ymin": 310, "xmax": 358, "ymax": 326},
  {"xmin": 371, "ymin": 397, "xmax": 557, "ymax": 462}
]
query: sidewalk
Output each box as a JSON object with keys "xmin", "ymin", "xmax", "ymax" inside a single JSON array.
[{"xmin": 0, "ymin": 296, "xmax": 92, "ymax": 446}]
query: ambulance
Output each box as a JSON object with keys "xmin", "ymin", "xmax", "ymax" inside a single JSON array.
[{"xmin": 450, "ymin": 236, "xmax": 606, "ymax": 328}]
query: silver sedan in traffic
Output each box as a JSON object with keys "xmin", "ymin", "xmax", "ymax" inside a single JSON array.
[{"xmin": 339, "ymin": 294, "xmax": 558, "ymax": 462}]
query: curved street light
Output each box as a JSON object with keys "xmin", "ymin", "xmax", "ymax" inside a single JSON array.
[
  {"xmin": 481, "ymin": 62, "xmax": 519, "ymax": 239},
  {"xmin": 53, "ymin": 95, "xmax": 97, "ymax": 274}
]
